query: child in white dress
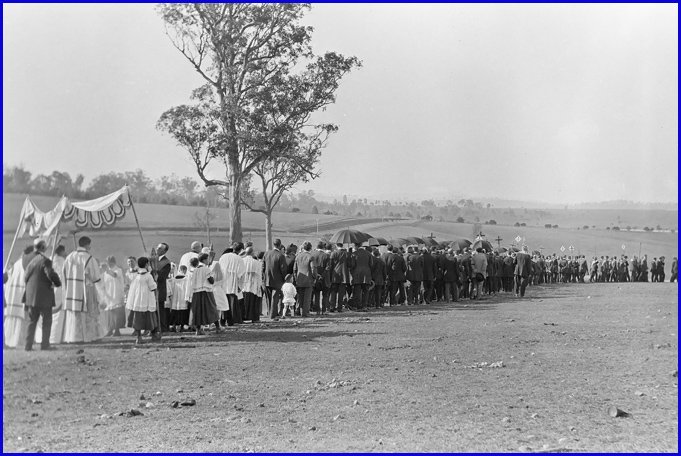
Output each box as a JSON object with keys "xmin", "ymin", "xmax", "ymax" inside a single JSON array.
[
  {"xmin": 281, "ymin": 274, "xmax": 297, "ymax": 319},
  {"xmin": 169, "ymin": 265, "xmax": 190, "ymax": 332},
  {"xmin": 126, "ymin": 257, "xmax": 159, "ymax": 345}
]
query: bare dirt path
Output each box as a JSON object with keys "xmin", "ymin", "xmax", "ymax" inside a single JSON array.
[{"xmin": 3, "ymin": 283, "xmax": 677, "ymax": 452}]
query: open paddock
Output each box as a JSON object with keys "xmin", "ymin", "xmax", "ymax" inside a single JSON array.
[{"xmin": 2, "ymin": 282, "xmax": 677, "ymax": 452}]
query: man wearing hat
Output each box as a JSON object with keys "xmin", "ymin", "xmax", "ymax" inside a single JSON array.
[
  {"xmin": 421, "ymin": 247, "xmax": 437, "ymax": 304},
  {"xmin": 405, "ymin": 246, "xmax": 424, "ymax": 305},
  {"xmin": 513, "ymin": 246, "xmax": 533, "ymax": 297},
  {"xmin": 385, "ymin": 244, "xmax": 407, "ymax": 305},
  {"xmin": 442, "ymin": 249, "xmax": 459, "ymax": 302},
  {"xmin": 329, "ymin": 243, "xmax": 350, "ymax": 312},
  {"xmin": 348, "ymin": 242, "xmax": 373, "ymax": 311}
]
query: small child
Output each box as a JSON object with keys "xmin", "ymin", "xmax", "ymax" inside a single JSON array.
[
  {"xmin": 125, "ymin": 257, "xmax": 159, "ymax": 345},
  {"xmin": 280, "ymin": 274, "xmax": 297, "ymax": 320},
  {"xmin": 169, "ymin": 264, "xmax": 190, "ymax": 332},
  {"xmin": 188, "ymin": 254, "xmax": 220, "ymax": 335}
]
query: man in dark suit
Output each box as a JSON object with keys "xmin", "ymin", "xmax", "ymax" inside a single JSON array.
[
  {"xmin": 294, "ymin": 241, "xmax": 317, "ymax": 317},
  {"xmin": 310, "ymin": 241, "xmax": 331, "ymax": 315},
  {"xmin": 155, "ymin": 243, "xmax": 172, "ymax": 332},
  {"xmin": 443, "ymin": 249, "xmax": 459, "ymax": 302},
  {"xmin": 380, "ymin": 245, "xmax": 394, "ymax": 305},
  {"xmin": 514, "ymin": 246, "xmax": 533, "ymax": 298},
  {"xmin": 23, "ymin": 239, "xmax": 61, "ymax": 351},
  {"xmin": 421, "ymin": 248, "xmax": 437, "ymax": 304},
  {"xmin": 385, "ymin": 245, "xmax": 407, "ymax": 305},
  {"xmin": 433, "ymin": 249, "xmax": 446, "ymax": 302},
  {"xmin": 349, "ymin": 243, "xmax": 373, "ymax": 310},
  {"xmin": 264, "ymin": 239, "xmax": 288, "ymax": 320},
  {"xmin": 406, "ymin": 247, "xmax": 424, "ymax": 305},
  {"xmin": 370, "ymin": 249, "xmax": 386, "ymax": 308},
  {"xmin": 329, "ymin": 243, "xmax": 350, "ymax": 312}
]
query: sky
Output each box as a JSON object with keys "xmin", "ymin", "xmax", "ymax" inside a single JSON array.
[{"xmin": 3, "ymin": 3, "xmax": 678, "ymax": 204}]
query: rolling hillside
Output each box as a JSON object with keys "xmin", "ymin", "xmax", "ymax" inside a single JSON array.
[{"xmin": 3, "ymin": 193, "xmax": 677, "ymax": 266}]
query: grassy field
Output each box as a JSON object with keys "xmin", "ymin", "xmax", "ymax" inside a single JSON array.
[
  {"xmin": 2, "ymin": 193, "xmax": 341, "ymax": 232},
  {"xmin": 3, "ymin": 193, "xmax": 677, "ymax": 267},
  {"xmin": 3, "ymin": 282, "xmax": 677, "ymax": 452},
  {"xmin": 357, "ymin": 220, "xmax": 678, "ymax": 261},
  {"xmin": 459, "ymin": 207, "xmax": 678, "ymax": 232}
]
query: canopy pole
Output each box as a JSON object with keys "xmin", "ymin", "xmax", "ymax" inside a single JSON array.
[
  {"xmin": 4, "ymin": 197, "xmax": 28, "ymax": 273},
  {"xmin": 3, "ymin": 224, "xmax": 21, "ymax": 273},
  {"xmin": 128, "ymin": 195, "xmax": 147, "ymax": 253},
  {"xmin": 50, "ymin": 225, "xmax": 61, "ymax": 258}
]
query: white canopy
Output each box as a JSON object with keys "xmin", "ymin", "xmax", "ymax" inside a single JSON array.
[{"xmin": 4, "ymin": 186, "xmax": 142, "ymax": 271}]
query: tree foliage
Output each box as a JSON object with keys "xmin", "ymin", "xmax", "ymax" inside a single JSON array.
[{"xmin": 156, "ymin": 3, "xmax": 360, "ymax": 242}]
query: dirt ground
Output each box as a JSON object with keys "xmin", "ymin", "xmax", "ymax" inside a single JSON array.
[{"xmin": 3, "ymin": 282, "xmax": 678, "ymax": 452}]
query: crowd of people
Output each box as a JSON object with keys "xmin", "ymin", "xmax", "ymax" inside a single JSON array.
[{"xmin": 3, "ymin": 235, "xmax": 678, "ymax": 350}]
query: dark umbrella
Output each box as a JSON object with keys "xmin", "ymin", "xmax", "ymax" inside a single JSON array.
[
  {"xmin": 405, "ymin": 236, "xmax": 425, "ymax": 245},
  {"xmin": 438, "ymin": 240, "xmax": 452, "ymax": 249},
  {"xmin": 472, "ymin": 239, "xmax": 494, "ymax": 252},
  {"xmin": 508, "ymin": 246, "xmax": 520, "ymax": 252},
  {"xmin": 374, "ymin": 237, "xmax": 389, "ymax": 246},
  {"xmin": 494, "ymin": 246, "xmax": 508, "ymax": 254},
  {"xmin": 423, "ymin": 237, "xmax": 439, "ymax": 247},
  {"xmin": 357, "ymin": 231, "xmax": 373, "ymax": 242},
  {"xmin": 389, "ymin": 238, "xmax": 409, "ymax": 248},
  {"xmin": 329, "ymin": 229, "xmax": 368, "ymax": 245},
  {"xmin": 362, "ymin": 237, "xmax": 381, "ymax": 247},
  {"xmin": 449, "ymin": 239, "xmax": 472, "ymax": 251}
]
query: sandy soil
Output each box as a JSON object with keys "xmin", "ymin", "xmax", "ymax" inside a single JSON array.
[{"xmin": 3, "ymin": 282, "xmax": 677, "ymax": 452}]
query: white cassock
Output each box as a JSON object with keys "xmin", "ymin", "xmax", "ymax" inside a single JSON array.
[
  {"xmin": 48, "ymin": 255, "xmax": 67, "ymax": 344},
  {"xmin": 178, "ymin": 251, "xmax": 199, "ymax": 273},
  {"xmin": 241, "ymin": 256, "xmax": 263, "ymax": 297},
  {"xmin": 211, "ymin": 262, "xmax": 230, "ymax": 312},
  {"xmin": 62, "ymin": 248, "xmax": 103, "ymax": 343},
  {"xmin": 3, "ymin": 259, "xmax": 27, "ymax": 348},
  {"xmin": 218, "ymin": 253, "xmax": 245, "ymax": 299}
]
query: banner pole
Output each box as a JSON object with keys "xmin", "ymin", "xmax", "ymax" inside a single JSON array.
[
  {"xmin": 3, "ymin": 224, "xmax": 21, "ymax": 273},
  {"xmin": 127, "ymin": 191, "xmax": 147, "ymax": 253},
  {"xmin": 3, "ymin": 197, "xmax": 27, "ymax": 273}
]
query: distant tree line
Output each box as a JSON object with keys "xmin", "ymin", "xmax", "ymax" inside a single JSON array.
[{"xmin": 2, "ymin": 165, "xmax": 216, "ymax": 206}]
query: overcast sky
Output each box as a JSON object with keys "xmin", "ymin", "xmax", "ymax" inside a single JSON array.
[{"xmin": 3, "ymin": 3, "xmax": 678, "ymax": 204}]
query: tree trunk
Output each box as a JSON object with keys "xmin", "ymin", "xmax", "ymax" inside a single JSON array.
[
  {"xmin": 228, "ymin": 155, "xmax": 242, "ymax": 244},
  {"xmin": 265, "ymin": 210, "xmax": 273, "ymax": 250}
]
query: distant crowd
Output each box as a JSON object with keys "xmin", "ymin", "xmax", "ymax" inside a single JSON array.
[{"xmin": 3, "ymin": 236, "xmax": 678, "ymax": 350}]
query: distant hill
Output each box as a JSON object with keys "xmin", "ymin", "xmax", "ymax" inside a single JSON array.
[{"xmin": 311, "ymin": 192, "xmax": 677, "ymax": 211}]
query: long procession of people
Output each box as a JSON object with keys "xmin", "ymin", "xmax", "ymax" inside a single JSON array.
[{"xmin": 3, "ymin": 235, "xmax": 678, "ymax": 349}]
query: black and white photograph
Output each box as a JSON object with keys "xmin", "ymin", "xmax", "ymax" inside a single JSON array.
[{"xmin": 2, "ymin": 3, "xmax": 678, "ymax": 452}]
